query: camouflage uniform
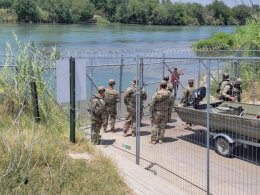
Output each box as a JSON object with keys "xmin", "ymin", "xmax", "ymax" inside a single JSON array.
[
  {"xmin": 217, "ymin": 73, "xmax": 235, "ymax": 101},
  {"xmin": 103, "ymin": 80, "xmax": 120, "ymax": 132},
  {"xmin": 140, "ymin": 91, "xmax": 147, "ymax": 123},
  {"xmin": 90, "ymin": 87, "xmax": 106, "ymax": 144},
  {"xmin": 232, "ymin": 78, "xmax": 242, "ymax": 102},
  {"xmin": 159, "ymin": 76, "xmax": 174, "ymax": 122},
  {"xmin": 180, "ymin": 81, "xmax": 195, "ymax": 107},
  {"xmin": 150, "ymin": 81, "xmax": 174, "ymax": 143},
  {"xmin": 123, "ymin": 80, "xmax": 146, "ymax": 136}
]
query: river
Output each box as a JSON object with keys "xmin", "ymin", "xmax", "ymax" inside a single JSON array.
[{"xmin": 0, "ymin": 23, "xmax": 234, "ymax": 55}]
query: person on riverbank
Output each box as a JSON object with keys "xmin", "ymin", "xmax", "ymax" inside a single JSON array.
[
  {"xmin": 149, "ymin": 80, "xmax": 173, "ymax": 144},
  {"xmin": 123, "ymin": 79, "xmax": 146, "ymax": 137},
  {"xmin": 171, "ymin": 68, "xmax": 184, "ymax": 98},
  {"xmin": 90, "ymin": 86, "xmax": 106, "ymax": 145},
  {"xmin": 103, "ymin": 79, "xmax": 120, "ymax": 133}
]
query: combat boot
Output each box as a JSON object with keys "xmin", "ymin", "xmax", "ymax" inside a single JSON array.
[{"xmin": 149, "ymin": 140, "xmax": 157, "ymax": 144}]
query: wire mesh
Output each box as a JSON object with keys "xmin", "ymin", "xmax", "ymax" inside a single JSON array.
[{"xmin": 82, "ymin": 55, "xmax": 260, "ymax": 195}]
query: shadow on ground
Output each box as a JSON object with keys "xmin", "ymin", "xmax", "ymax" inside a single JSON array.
[{"xmin": 177, "ymin": 129, "xmax": 260, "ymax": 165}]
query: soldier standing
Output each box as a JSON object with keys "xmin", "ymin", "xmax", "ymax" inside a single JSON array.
[
  {"xmin": 163, "ymin": 75, "xmax": 174, "ymax": 122},
  {"xmin": 150, "ymin": 80, "xmax": 173, "ymax": 144},
  {"xmin": 123, "ymin": 79, "xmax": 146, "ymax": 137},
  {"xmin": 163, "ymin": 75, "xmax": 174, "ymax": 93},
  {"xmin": 90, "ymin": 86, "xmax": 106, "ymax": 145},
  {"xmin": 180, "ymin": 79, "xmax": 195, "ymax": 107},
  {"xmin": 217, "ymin": 73, "xmax": 236, "ymax": 102},
  {"xmin": 103, "ymin": 79, "xmax": 120, "ymax": 132},
  {"xmin": 232, "ymin": 78, "xmax": 242, "ymax": 102}
]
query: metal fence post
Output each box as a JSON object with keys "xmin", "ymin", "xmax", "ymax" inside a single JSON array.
[
  {"xmin": 217, "ymin": 60, "xmax": 220, "ymax": 84},
  {"xmin": 30, "ymin": 81, "xmax": 40, "ymax": 123},
  {"xmin": 70, "ymin": 57, "xmax": 76, "ymax": 143},
  {"xmin": 252, "ymin": 62, "xmax": 256, "ymax": 104},
  {"xmin": 162, "ymin": 53, "xmax": 166, "ymax": 78},
  {"xmin": 198, "ymin": 60, "xmax": 201, "ymax": 87},
  {"xmin": 206, "ymin": 60, "xmax": 211, "ymax": 195},
  {"xmin": 136, "ymin": 58, "xmax": 142, "ymax": 165},
  {"xmin": 90, "ymin": 58, "xmax": 94, "ymax": 98},
  {"xmin": 119, "ymin": 56, "xmax": 124, "ymax": 118}
]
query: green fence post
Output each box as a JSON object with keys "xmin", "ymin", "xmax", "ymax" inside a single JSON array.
[
  {"xmin": 30, "ymin": 81, "xmax": 40, "ymax": 123},
  {"xmin": 70, "ymin": 57, "xmax": 76, "ymax": 143}
]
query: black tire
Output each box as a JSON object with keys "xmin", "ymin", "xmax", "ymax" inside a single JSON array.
[{"xmin": 215, "ymin": 137, "xmax": 234, "ymax": 157}]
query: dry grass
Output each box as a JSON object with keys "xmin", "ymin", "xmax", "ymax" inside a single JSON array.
[{"xmin": 0, "ymin": 104, "xmax": 130, "ymax": 194}]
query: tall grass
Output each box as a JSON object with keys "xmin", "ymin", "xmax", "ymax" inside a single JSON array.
[
  {"xmin": 0, "ymin": 35, "xmax": 130, "ymax": 194},
  {"xmin": 193, "ymin": 20, "xmax": 260, "ymax": 102}
]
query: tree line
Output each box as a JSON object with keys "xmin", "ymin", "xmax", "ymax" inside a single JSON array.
[{"xmin": 0, "ymin": 0, "xmax": 259, "ymax": 25}]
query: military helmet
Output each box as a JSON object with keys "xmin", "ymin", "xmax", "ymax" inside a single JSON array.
[
  {"xmin": 236, "ymin": 78, "xmax": 242, "ymax": 84},
  {"xmin": 98, "ymin": 86, "xmax": 105, "ymax": 93},
  {"xmin": 163, "ymin": 75, "xmax": 169, "ymax": 81},
  {"xmin": 160, "ymin": 80, "xmax": 167, "ymax": 87},
  {"xmin": 188, "ymin": 79, "xmax": 194, "ymax": 84},
  {"xmin": 223, "ymin": 73, "xmax": 229, "ymax": 79},
  {"xmin": 108, "ymin": 79, "xmax": 115, "ymax": 85},
  {"xmin": 132, "ymin": 78, "xmax": 137, "ymax": 84}
]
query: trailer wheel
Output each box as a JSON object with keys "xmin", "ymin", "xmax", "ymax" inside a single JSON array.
[{"xmin": 215, "ymin": 137, "xmax": 234, "ymax": 157}]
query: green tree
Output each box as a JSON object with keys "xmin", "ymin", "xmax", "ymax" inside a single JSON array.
[
  {"xmin": 0, "ymin": 0, "xmax": 14, "ymax": 8},
  {"xmin": 187, "ymin": 3, "xmax": 205, "ymax": 25},
  {"xmin": 13, "ymin": 0, "xmax": 38, "ymax": 22},
  {"xmin": 232, "ymin": 5, "xmax": 252, "ymax": 25},
  {"xmin": 206, "ymin": 0, "xmax": 232, "ymax": 25},
  {"xmin": 71, "ymin": 0, "xmax": 95, "ymax": 22}
]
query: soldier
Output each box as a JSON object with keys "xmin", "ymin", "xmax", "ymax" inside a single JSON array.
[
  {"xmin": 217, "ymin": 73, "xmax": 236, "ymax": 102},
  {"xmin": 149, "ymin": 80, "xmax": 173, "ymax": 144},
  {"xmin": 163, "ymin": 75, "xmax": 174, "ymax": 92},
  {"xmin": 123, "ymin": 79, "xmax": 146, "ymax": 137},
  {"xmin": 180, "ymin": 79, "xmax": 195, "ymax": 107},
  {"xmin": 103, "ymin": 79, "xmax": 120, "ymax": 132},
  {"xmin": 90, "ymin": 86, "xmax": 106, "ymax": 145},
  {"xmin": 232, "ymin": 78, "xmax": 242, "ymax": 102},
  {"xmin": 163, "ymin": 75, "xmax": 174, "ymax": 122}
]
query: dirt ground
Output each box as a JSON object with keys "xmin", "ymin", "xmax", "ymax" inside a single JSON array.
[{"xmin": 86, "ymin": 112, "xmax": 260, "ymax": 195}]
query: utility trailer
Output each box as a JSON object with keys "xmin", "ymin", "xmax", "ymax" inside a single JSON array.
[{"xmin": 175, "ymin": 101, "xmax": 260, "ymax": 157}]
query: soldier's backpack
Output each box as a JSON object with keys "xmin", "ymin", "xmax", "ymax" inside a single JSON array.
[{"xmin": 154, "ymin": 90, "xmax": 171, "ymax": 111}]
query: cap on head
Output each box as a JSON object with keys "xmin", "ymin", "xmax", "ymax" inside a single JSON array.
[
  {"xmin": 160, "ymin": 80, "xmax": 167, "ymax": 87},
  {"xmin": 223, "ymin": 73, "xmax": 229, "ymax": 80},
  {"xmin": 108, "ymin": 79, "xmax": 115, "ymax": 85},
  {"xmin": 163, "ymin": 75, "xmax": 169, "ymax": 81},
  {"xmin": 98, "ymin": 86, "xmax": 105, "ymax": 93},
  {"xmin": 188, "ymin": 79, "xmax": 194, "ymax": 85},
  {"xmin": 236, "ymin": 78, "xmax": 242, "ymax": 84}
]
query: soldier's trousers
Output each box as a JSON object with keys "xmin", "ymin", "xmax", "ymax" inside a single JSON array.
[
  {"xmin": 168, "ymin": 108, "xmax": 172, "ymax": 122},
  {"xmin": 91, "ymin": 117, "xmax": 102, "ymax": 144},
  {"xmin": 151, "ymin": 111, "xmax": 168, "ymax": 141},
  {"xmin": 123, "ymin": 107, "xmax": 136, "ymax": 134},
  {"xmin": 103, "ymin": 107, "xmax": 117, "ymax": 131}
]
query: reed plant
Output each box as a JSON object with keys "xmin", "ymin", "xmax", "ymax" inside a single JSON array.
[{"xmin": 0, "ymin": 35, "xmax": 129, "ymax": 194}]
